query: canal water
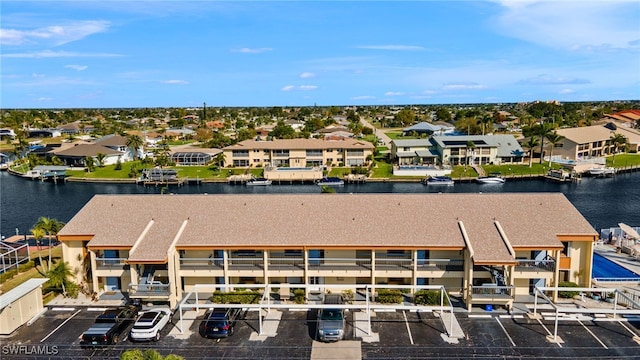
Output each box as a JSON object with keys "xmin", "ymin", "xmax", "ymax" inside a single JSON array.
[{"xmin": 1, "ymin": 171, "xmax": 638, "ymax": 238}]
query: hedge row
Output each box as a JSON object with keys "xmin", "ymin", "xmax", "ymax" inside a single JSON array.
[
  {"xmin": 414, "ymin": 290, "xmax": 450, "ymax": 306},
  {"xmin": 210, "ymin": 290, "xmax": 261, "ymax": 304},
  {"xmin": 0, "ymin": 261, "xmax": 36, "ymax": 284}
]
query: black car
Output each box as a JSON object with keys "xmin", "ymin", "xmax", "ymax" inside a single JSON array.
[
  {"xmin": 80, "ymin": 305, "xmax": 138, "ymax": 347},
  {"xmin": 200, "ymin": 308, "xmax": 241, "ymax": 338}
]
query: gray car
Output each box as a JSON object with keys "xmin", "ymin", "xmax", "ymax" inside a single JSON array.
[{"xmin": 317, "ymin": 294, "xmax": 345, "ymax": 342}]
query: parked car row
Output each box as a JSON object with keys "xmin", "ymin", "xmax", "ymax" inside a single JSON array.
[{"xmin": 80, "ymin": 302, "xmax": 173, "ymax": 347}]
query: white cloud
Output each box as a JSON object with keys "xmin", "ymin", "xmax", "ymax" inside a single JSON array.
[
  {"xmin": 356, "ymin": 45, "xmax": 425, "ymax": 51},
  {"xmin": 517, "ymin": 74, "xmax": 590, "ymax": 85},
  {"xmin": 232, "ymin": 47, "xmax": 273, "ymax": 54},
  {"xmin": 161, "ymin": 79, "xmax": 189, "ymax": 85},
  {"xmin": 493, "ymin": 1, "xmax": 639, "ymax": 51},
  {"xmin": 37, "ymin": 97, "xmax": 53, "ymax": 102},
  {"xmin": 299, "ymin": 72, "xmax": 315, "ymax": 79},
  {"xmin": 2, "ymin": 50, "xmax": 123, "ymax": 58},
  {"xmin": 281, "ymin": 85, "xmax": 316, "ymax": 91},
  {"xmin": 559, "ymin": 89, "xmax": 574, "ymax": 94},
  {"xmin": 384, "ymin": 91, "xmax": 405, "ymax": 96},
  {"xmin": 0, "ymin": 20, "xmax": 110, "ymax": 46},
  {"xmin": 442, "ymin": 82, "xmax": 487, "ymax": 90},
  {"xmin": 351, "ymin": 95, "xmax": 375, "ymax": 100},
  {"xmin": 32, "ymin": 73, "xmax": 45, "ymax": 78},
  {"xmin": 65, "ymin": 64, "xmax": 88, "ymax": 71}
]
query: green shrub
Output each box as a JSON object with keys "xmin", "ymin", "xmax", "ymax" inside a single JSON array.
[
  {"xmin": 210, "ymin": 290, "xmax": 261, "ymax": 304},
  {"xmin": 293, "ymin": 289, "xmax": 305, "ymax": 304},
  {"xmin": 0, "ymin": 268, "xmax": 18, "ymax": 283},
  {"xmin": 414, "ymin": 290, "xmax": 449, "ymax": 306},
  {"xmin": 18, "ymin": 261, "xmax": 35, "ymax": 272},
  {"xmin": 376, "ymin": 289, "xmax": 403, "ymax": 304},
  {"xmin": 558, "ymin": 281, "xmax": 580, "ymax": 298},
  {"xmin": 341, "ymin": 289, "xmax": 354, "ymax": 304}
]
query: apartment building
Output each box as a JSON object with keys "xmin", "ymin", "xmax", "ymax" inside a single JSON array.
[
  {"xmin": 222, "ymin": 138, "xmax": 375, "ymax": 168},
  {"xmin": 555, "ymin": 124, "xmax": 640, "ymax": 160},
  {"xmin": 57, "ymin": 193, "xmax": 597, "ymax": 310},
  {"xmin": 391, "ymin": 135, "xmax": 524, "ymax": 166}
]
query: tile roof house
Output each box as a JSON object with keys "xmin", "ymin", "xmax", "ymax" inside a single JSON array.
[
  {"xmin": 58, "ymin": 193, "xmax": 597, "ymax": 309},
  {"xmin": 391, "ymin": 135, "xmax": 524, "ymax": 166},
  {"xmin": 222, "ymin": 138, "xmax": 374, "ymax": 168},
  {"xmin": 555, "ymin": 124, "xmax": 640, "ymax": 160}
]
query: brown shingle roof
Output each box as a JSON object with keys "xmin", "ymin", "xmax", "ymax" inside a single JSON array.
[
  {"xmin": 224, "ymin": 138, "xmax": 374, "ymax": 151},
  {"xmin": 58, "ymin": 193, "xmax": 596, "ymax": 262},
  {"xmin": 54, "ymin": 144, "xmax": 122, "ymax": 157}
]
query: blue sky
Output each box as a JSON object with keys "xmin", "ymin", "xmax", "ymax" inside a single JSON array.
[{"xmin": 1, "ymin": 1, "xmax": 639, "ymax": 108}]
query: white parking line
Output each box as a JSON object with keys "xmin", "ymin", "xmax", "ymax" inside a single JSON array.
[
  {"xmin": 40, "ymin": 309, "xmax": 81, "ymax": 343},
  {"xmin": 536, "ymin": 318, "xmax": 563, "ymax": 348},
  {"xmin": 618, "ymin": 320, "xmax": 640, "ymax": 338},
  {"xmin": 495, "ymin": 317, "xmax": 516, "ymax": 347},
  {"xmin": 402, "ymin": 311, "xmax": 414, "ymax": 345},
  {"xmin": 578, "ymin": 320, "xmax": 607, "ymax": 349}
]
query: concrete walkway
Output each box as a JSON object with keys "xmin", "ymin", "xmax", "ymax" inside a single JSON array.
[{"xmin": 311, "ymin": 340, "xmax": 361, "ymax": 360}]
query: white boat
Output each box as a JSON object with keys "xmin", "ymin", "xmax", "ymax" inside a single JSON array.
[
  {"xmin": 422, "ymin": 176, "xmax": 454, "ymax": 186},
  {"xmin": 588, "ymin": 167, "xmax": 616, "ymax": 177},
  {"xmin": 246, "ymin": 177, "xmax": 272, "ymax": 186},
  {"xmin": 477, "ymin": 176, "xmax": 506, "ymax": 184},
  {"xmin": 316, "ymin": 177, "xmax": 344, "ymax": 186}
]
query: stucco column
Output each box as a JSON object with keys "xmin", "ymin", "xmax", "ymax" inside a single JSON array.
[
  {"xmin": 167, "ymin": 250, "xmax": 179, "ymax": 308},
  {"xmin": 223, "ymin": 249, "xmax": 229, "ymax": 291},
  {"xmin": 463, "ymin": 250, "xmax": 473, "ymax": 311},
  {"xmin": 263, "ymin": 251, "xmax": 269, "ymax": 285},
  {"xmin": 89, "ymin": 250, "xmax": 99, "ymax": 294},
  {"xmin": 304, "ymin": 248, "xmax": 309, "ymax": 297},
  {"xmin": 412, "ymin": 250, "xmax": 418, "ymax": 293},
  {"xmin": 370, "ymin": 250, "xmax": 376, "ymax": 298},
  {"xmin": 553, "ymin": 249, "xmax": 560, "ymax": 302}
]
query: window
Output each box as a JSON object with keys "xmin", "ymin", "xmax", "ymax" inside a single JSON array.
[{"xmin": 232, "ymin": 150, "xmax": 249, "ymax": 157}]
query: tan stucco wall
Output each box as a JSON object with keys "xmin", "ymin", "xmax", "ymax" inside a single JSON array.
[
  {"xmin": 62, "ymin": 240, "xmax": 86, "ymax": 284},
  {"xmin": 0, "ymin": 286, "xmax": 44, "ymax": 335}
]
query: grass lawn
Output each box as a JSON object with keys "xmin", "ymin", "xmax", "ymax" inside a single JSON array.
[
  {"xmin": 370, "ymin": 161, "xmax": 394, "ymax": 178},
  {"xmin": 608, "ymin": 153, "xmax": 640, "ymax": 167},
  {"xmin": 0, "ymin": 246, "xmax": 62, "ymax": 293}
]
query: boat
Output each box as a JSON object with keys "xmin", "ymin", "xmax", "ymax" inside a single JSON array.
[
  {"xmin": 316, "ymin": 177, "xmax": 344, "ymax": 186},
  {"xmin": 422, "ymin": 176, "xmax": 454, "ymax": 186},
  {"xmin": 588, "ymin": 167, "xmax": 616, "ymax": 177},
  {"xmin": 246, "ymin": 177, "xmax": 272, "ymax": 186},
  {"xmin": 477, "ymin": 173, "xmax": 506, "ymax": 184}
]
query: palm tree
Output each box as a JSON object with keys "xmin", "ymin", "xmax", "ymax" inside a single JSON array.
[
  {"xmin": 35, "ymin": 217, "xmax": 65, "ymax": 273},
  {"xmin": 533, "ymin": 122, "xmax": 555, "ymax": 163},
  {"xmin": 48, "ymin": 260, "xmax": 73, "ymax": 296},
  {"xmin": 126, "ymin": 134, "xmax": 144, "ymax": 161},
  {"xmin": 214, "ymin": 152, "xmax": 226, "ymax": 168},
  {"xmin": 609, "ymin": 133, "xmax": 628, "ymax": 165},
  {"xmin": 479, "ymin": 114, "xmax": 492, "ymax": 135},
  {"xmin": 545, "ymin": 131, "xmax": 565, "ymax": 167},
  {"xmin": 465, "ymin": 140, "xmax": 476, "ymax": 167},
  {"xmin": 522, "ymin": 136, "xmax": 540, "ymax": 168},
  {"xmin": 96, "ymin": 153, "xmax": 107, "ymax": 167},
  {"xmin": 84, "ymin": 156, "xmax": 95, "ymax": 172},
  {"xmin": 31, "ymin": 227, "xmax": 47, "ymax": 272}
]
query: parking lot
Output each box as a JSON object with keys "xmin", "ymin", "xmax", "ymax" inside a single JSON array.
[{"xmin": 3, "ymin": 306, "xmax": 640, "ymax": 359}]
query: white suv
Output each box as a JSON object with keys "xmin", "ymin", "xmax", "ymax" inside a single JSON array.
[{"xmin": 129, "ymin": 308, "xmax": 172, "ymax": 341}]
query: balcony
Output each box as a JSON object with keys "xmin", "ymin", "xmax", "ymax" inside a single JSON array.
[
  {"xmin": 95, "ymin": 257, "xmax": 128, "ymax": 270},
  {"xmin": 268, "ymin": 257, "xmax": 304, "ymax": 271},
  {"xmin": 375, "ymin": 257, "xmax": 413, "ymax": 270},
  {"xmin": 470, "ymin": 285, "xmax": 514, "ymax": 304},
  {"xmin": 179, "ymin": 257, "xmax": 224, "ymax": 270},
  {"xmin": 514, "ymin": 259, "xmax": 555, "ymax": 275},
  {"xmin": 228, "ymin": 257, "xmax": 264, "ymax": 270},
  {"xmin": 416, "ymin": 259, "xmax": 464, "ymax": 272},
  {"xmin": 128, "ymin": 282, "xmax": 170, "ymax": 297},
  {"xmin": 308, "ymin": 258, "xmax": 372, "ymax": 271}
]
